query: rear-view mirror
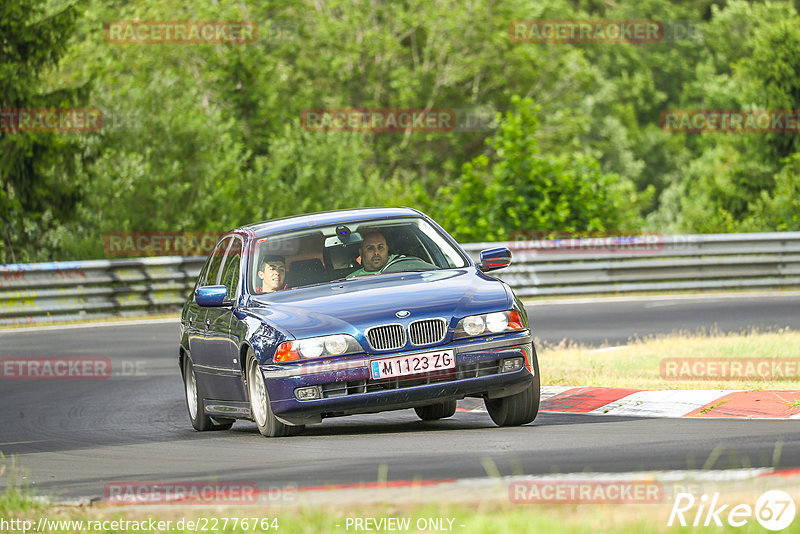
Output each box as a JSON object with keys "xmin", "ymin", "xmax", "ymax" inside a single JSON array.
[{"xmin": 325, "ymin": 231, "xmax": 362, "ymax": 248}]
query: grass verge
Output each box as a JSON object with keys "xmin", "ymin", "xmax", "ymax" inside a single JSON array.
[
  {"xmin": 539, "ymin": 328, "xmax": 800, "ymax": 390},
  {"xmin": 5, "ymin": 490, "xmax": 799, "ymax": 534}
]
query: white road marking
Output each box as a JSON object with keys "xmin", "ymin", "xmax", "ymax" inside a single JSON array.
[
  {"xmin": 589, "ymin": 390, "xmax": 738, "ymax": 418},
  {"xmin": 588, "ymin": 346, "xmax": 630, "ymax": 353},
  {"xmin": 0, "ymin": 317, "xmax": 179, "ymax": 334}
]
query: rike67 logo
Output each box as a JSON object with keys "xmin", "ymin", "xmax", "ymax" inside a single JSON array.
[{"xmin": 668, "ymin": 490, "xmax": 796, "ymax": 531}]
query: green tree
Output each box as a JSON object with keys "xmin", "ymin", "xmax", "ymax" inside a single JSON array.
[
  {"xmin": 744, "ymin": 153, "xmax": 800, "ymax": 231},
  {"xmin": 243, "ymin": 121, "xmax": 401, "ymax": 222},
  {"xmin": 439, "ymin": 97, "xmax": 642, "ymax": 242},
  {"xmin": 11, "ymin": 0, "xmax": 797, "ymax": 261},
  {"xmin": 0, "ymin": 1, "xmax": 87, "ymax": 262},
  {"xmin": 652, "ymin": 1, "xmax": 800, "ymax": 232}
]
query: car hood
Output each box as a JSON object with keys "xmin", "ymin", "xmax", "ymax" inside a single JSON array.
[{"xmin": 246, "ymin": 269, "xmax": 510, "ymax": 342}]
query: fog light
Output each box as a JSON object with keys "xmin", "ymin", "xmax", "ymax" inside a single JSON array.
[
  {"xmin": 501, "ymin": 357, "xmax": 524, "ymax": 373},
  {"xmin": 295, "ymin": 386, "xmax": 321, "ymax": 401}
]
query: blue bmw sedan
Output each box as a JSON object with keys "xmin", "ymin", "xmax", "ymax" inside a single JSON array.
[{"xmin": 179, "ymin": 207, "xmax": 539, "ymax": 437}]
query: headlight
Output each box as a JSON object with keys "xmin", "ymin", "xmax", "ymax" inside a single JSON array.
[
  {"xmin": 453, "ymin": 310, "xmax": 525, "ymax": 339},
  {"xmin": 485, "ymin": 312, "xmax": 508, "ymax": 333},
  {"xmin": 274, "ymin": 334, "xmax": 362, "ymax": 362},
  {"xmin": 298, "ymin": 338, "xmax": 324, "ymax": 359},
  {"xmin": 462, "ymin": 315, "xmax": 485, "ymax": 336},
  {"xmin": 324, "ymin": 334, "xmax": 349, "ymax": 355}
]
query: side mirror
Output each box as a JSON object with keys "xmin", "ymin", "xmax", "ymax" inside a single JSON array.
[
  {"xmin": 478, "ymin": 247, "xmax": 512, "ymax": 272},
  {"xmin": 195, "ymin": 285, "xmax": 228, "ymax": 307}
]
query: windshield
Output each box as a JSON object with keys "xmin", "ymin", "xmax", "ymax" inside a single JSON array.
[{"xmin": 248, "ymin": 217, "xmax": 469, "ymax": 295}]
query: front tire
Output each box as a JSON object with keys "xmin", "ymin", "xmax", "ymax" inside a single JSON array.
[
  {"xmin": 184, "ymin": 355, "xmax": 233, "ymax": 431},
  {"xmin": 484, "ymin": 350, "xmax": 540, "ymax": 427},
  {"xmin": 246, "ymin": 350, "xmax": 304, "ymax": 437},
  {"xmin": 414, "ymin": 400, "xmax": 458, "ymax": 421}
]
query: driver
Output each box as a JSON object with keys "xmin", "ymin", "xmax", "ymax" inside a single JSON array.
[
  {"xmin": 350, "ymin": 231, "xmax": 394, "ymax": 275},
  {"xmin": 349, "ymin": 230, "xmax": 435, "ymax": 276}
]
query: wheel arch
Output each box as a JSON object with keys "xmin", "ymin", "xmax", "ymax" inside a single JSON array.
[
  {"xmin": 239, "ymin": 342, "xmax": 253, "ymax": 388},
  {"xmin": 179, "ymin": 346, "xmax": 187, "ymax": 380}
]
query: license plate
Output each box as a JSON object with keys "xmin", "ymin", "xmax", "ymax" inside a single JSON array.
[{"xmin": 370, "ymin": 349, "xmax": 455, "ymax": 380}]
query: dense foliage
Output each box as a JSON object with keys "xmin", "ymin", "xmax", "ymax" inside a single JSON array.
[
  {"xmin": 2, "ymin": 0, "xmax": 799, "ymax": 261},
  {"xmin": 0, "ymin": 2, "xmax": 85, "ymax": 262}
]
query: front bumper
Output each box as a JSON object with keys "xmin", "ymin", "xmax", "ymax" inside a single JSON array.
[{"xmin": 261, "ymin": 332, "xmax": 535, "ymax": 425}]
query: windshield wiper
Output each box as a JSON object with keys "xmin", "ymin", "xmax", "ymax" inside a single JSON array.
[{"xmin": 325, "ymin": 275, "xmax": 373, "ymax": 283}]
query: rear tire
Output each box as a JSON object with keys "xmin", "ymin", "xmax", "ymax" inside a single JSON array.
[
  {"xmin": 246, "ymin": 350, "xmax": 305, "ymax": 437},
  {"xmin": 183, "ymin": 356, "xmax": 233, "ymax": 431},
  {"xmin": 414, "ymin": 400, "xmax": 458, "ymax": 421},
  {"xmin": 484, "ymin": 349, "xmax": 540, "ymax": 427}
]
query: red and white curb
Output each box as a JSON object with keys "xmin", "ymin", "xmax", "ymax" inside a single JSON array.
[{"xmin": 457, "ymin": 387, "xmax": 800, "ymax": 419}]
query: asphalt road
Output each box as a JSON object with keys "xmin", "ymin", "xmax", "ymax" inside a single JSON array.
[
  {"xmin": 529, "ymin": 292, "xmax": 800, "ymax": 346},
  {"xmin": 1, "ymin": 293, "xmax": 799, "ymax": 500}
]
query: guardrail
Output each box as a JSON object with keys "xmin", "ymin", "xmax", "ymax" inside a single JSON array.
[
  {"xmin": 1, "ymin": 232, "xmax": 798, "ymax": 325},
  {"xmin": 0, "ymin": 258, "xmax": 205, "ymax": 326},
  {"xmin": 464, "ymin": 232, "xmax": 800, "ymax": 297}
]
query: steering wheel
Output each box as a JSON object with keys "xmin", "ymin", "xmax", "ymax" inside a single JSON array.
[{"xmin": 383, "ymin": 255, "xmax": 431, "ymax": 273}]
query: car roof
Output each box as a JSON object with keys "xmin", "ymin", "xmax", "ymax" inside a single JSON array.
[{"xmin": 241, "ymin": 207, "xmax": 425, "ymax": 237}]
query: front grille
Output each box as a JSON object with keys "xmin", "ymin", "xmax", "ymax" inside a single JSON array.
[
  {"xmin": 317, "ymin": 360, "xmax": 502, "ymax": 399},
  {"xmin": 409, "ymin": 318, "xmax": 447, "ymax": 345},
  {"xmin": 366, "ymin": 324, "xmax": 406, "ymax": 351}
]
